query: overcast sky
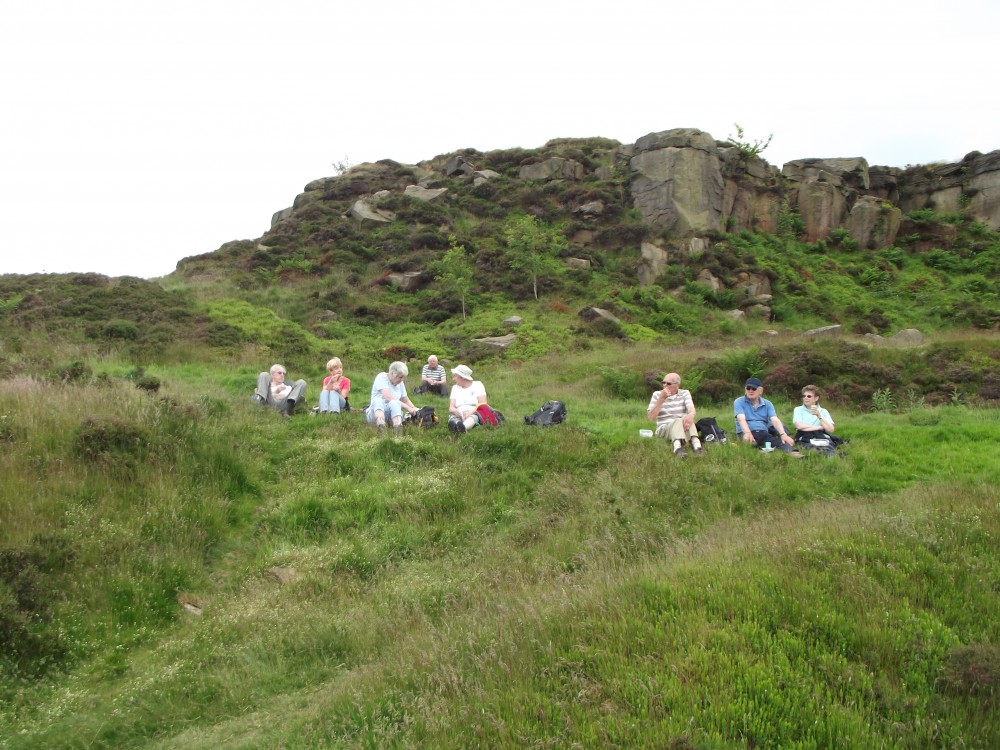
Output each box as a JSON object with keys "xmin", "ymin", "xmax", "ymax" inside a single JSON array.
[{"xmin": 2, "ymin": 0, "xmax": 997, "ymax": 279}]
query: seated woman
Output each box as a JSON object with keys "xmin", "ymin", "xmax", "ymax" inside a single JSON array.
[
  {"xmin": 447, "ymin": 364, "xmax": 488, "ymax": 433},
  {"xmin": 792, "ymin": 384, "xmax": 837, "ymax": 446},
  {"xmin": 367, "ymin": 361, "xmax": 419, "ymax": 432},
  {"xmin": 318, "ymin": 357, "xmax": 351, "ymax": 413}
]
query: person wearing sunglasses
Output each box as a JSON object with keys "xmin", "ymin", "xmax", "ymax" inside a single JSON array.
[
  {"xmin": 647, "ymin": 372, "xmax": 704, "ymax": 457},
  {"xmin": 252, "ymin": 363, "xmax": 308, "ymax": 419},
  {"xmin": 733, "ymin": 377, "xmax": 798, "ymax": 453}
]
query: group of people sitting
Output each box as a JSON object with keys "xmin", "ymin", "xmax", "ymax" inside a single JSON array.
[
  {"xmin": 253, "ymin": 358, "xmax": 839, "ymax": 453},
  {"xmin": 252, "ymin": 355, "xmax": 495, "ymax": 435},
  {"xmin": 647, "ymin": 373, "xmax": 839, "ymax": 458}
]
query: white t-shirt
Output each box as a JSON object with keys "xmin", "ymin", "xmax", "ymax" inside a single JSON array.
[{"xmin": 450, "ymin": 380, "xmax": 486, "ymax": 417}]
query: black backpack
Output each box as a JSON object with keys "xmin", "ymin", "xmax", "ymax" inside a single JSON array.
[
  {"xmin": 696, "ymin": 416, "xmax": 728, "ymax": 444},
  {"xmin": 406, "ymin": 405, "xmax": 439, "ymax": 428},
  {"xmin": 524, "ymin": 400, "xmax": 567, "ymax": 426}
]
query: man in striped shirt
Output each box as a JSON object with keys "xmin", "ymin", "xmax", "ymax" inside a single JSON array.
[
  {"xmin": 647, "ymin": 371, "xmax": 704, "ymax": 458},
  {"xmin": 417, "ymin": 355, "xmax": 448, "ymax": 396}
]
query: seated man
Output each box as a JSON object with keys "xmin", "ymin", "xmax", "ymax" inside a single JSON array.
[
  {"xmin": 733, "ymin": 377, "xmax": 798, "ymax": 453},
  {"xmin": 416, "ymin": 355, "xmax": 448, "ymax": 396},
  {"xmin": 366, "ymin": 361, "xmax": 419, "ymax": 433},
  {"xmin": 252, "ymin": 364, "xmax": 307, "ymax": 419},
  {"xmin": 647, "ymin": 372, "xmax": 704, "ymax": 457}
]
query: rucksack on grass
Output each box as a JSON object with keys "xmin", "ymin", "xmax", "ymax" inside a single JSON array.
[{"xmin": 524, "ymin": 400, "xmax": 567, "ymax": 426}]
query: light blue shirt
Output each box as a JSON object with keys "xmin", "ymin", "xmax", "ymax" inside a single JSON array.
[
  {"xmin": 734, "ymin": 395, "xmax": 777, "ymax": 434},
  {"xmin": 793, "ymin": 404, "xmax": 833, "ymax": 428},
  {"xmin": 371, "ymin": 371, "xmax": 407, "ymax": 403}
]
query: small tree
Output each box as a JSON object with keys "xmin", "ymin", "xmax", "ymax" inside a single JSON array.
[
  {"xmin": 726, "ymin": 123, "xmax": 773, "ymax": 159},
  {"xmin": 502, "ymin": 215, "xmax": 567, "ymax": 300},
  {"xmin": 432, "ymin": 236, "xmax": 474, "ymax": 320}
]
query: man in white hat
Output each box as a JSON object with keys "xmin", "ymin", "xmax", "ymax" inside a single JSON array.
[{"xmin": 447, "ymin": 364, "xmax": 488, "ymax": 433}]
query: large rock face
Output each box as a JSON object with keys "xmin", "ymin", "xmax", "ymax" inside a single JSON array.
[
  {"xmin": 897, "ymin": 150, "xmax": 1000, "ymax": 229},
  {"xmin": 782, "ymin": 158, "xmax": 869, "ymax": 242},
  {"xmin": 847, "ymin": 196, "xmax": 902, "ymax": 249},
  {"xmin": 630, "ymin": 128, "xmax": 725, "ymax": 233}
]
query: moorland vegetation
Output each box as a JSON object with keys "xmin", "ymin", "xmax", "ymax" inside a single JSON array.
[{"xmin": 1, "ymin": 135, "xmax": 998, "ymax": 748}]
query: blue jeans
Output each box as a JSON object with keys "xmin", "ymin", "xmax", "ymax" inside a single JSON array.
[{"xmin": 318, "ymin": 390, "xmax": 347, "ymax": 413}]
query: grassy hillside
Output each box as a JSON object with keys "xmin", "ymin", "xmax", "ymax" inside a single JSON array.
[
  {"xmin": 1, "ymin": 340, "xmax": 997, "ymax": 748},
  {"xmin": 1, "ymin": 138, "xmax": 999, "ymax": 747}
]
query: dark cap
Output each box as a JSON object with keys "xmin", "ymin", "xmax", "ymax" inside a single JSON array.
[{"xmin": 745, "ymin": 377, "xmax": 763, "ymax": 389}]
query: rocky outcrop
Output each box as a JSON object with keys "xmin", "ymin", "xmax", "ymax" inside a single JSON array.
[
  {"xmin": 897, "ymin": 151, "xmax": 1000, "ymax": 229},
  {"xmin": 638, "ymin": 241, "xmax": 669, "ymax": 287},
  {"xmin": 349, "ymin": 198, "xmax": 395, "ymax": 223},
  {"xmin": 630, "ymin": 128, "xmax": 725, "ymax": 233},
  {"xmin": 519, "ymin": 157, "xmax": 584, "ymax": 181},
  {"xmin": 847, "ymin": 196, "xmax": 902, "ymax": 249},
  {"xmin": 403, "ymin": 185, "xmax": 448, "ymax": 202}
]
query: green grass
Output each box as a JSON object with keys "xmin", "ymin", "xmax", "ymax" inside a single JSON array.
[{"xmin": 1, "ymin": 337, "xmax": 998, "ymax": 748}]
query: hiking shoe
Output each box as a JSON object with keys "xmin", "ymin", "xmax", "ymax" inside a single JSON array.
[
  {"xmin": 673, "ymin": 446, "xmax": 688, "ymax": 459},
  {"xmin": 692, "ymin": 445, "xmax": 705, "ymax": 456},
  {"xmin": 448, "ymin": 416, "xmax": 466, "ymax": 434},
  {"xmin": 251, "ymin": 394, "xmax": 266, "ymax": 405}
]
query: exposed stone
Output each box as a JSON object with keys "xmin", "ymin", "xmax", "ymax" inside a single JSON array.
[
  {"xmin": 804, "ymin": 324, "xmax": 843, "ymax": 337},
  {"xmin": 897, "ymin": 220, "xmax": 958, "ymax": 252},
  {"xmin": 565, "ymin": 257, "xmax": 592, "ymax": 270},
  {"xmin": 782, "ymin": 157, "xmax": 871, "ymax": 191},
  {"xmin": 742, "ymin": 294, "xmax": 774, "ymax": 306},
  {"xmin": 863, "ymin": 333, "xmax": 886, "ymax": 343},
  {"xmin": 270, "ymin": 207, "xmax": 293, "ymax": 227},
  {"xmin": 403, "ymin": 184, "xmax": 448, "ymax": 202},
  {"xmin": 746, "ymin": 305, "xmax": 771, "ymax": 319},
  {"xmin": 638, "ymin": 241, "xmax": 669, "ymax": 286},
  {"xmin": 370, "ymin": 190, "xmax": 393, "ymax": 204},
  {"xmin": 387, "ymin": 272, "xmax": 424, "ymax": 292},
  {"xmin": 847, "ymin": 196, "xmax": 902, "ymax": 249},
  {"xmin": 694, "ymin": 269, "xmax": 723, "ymax": 292},
  {"xmin": 573, "ymin": 200, "xmax": 605, "ymax": 217},
  {"xmin": 891, "ymin": 328, "xmax": 924, "ymax": 345},
  {"xmin": 348, "ymin": 198, "xmax": 395, "ymax": 223},
  {"xmin": 631, "ymin": 128, "xmax": 724, "ymax": 233},
  {"xmin": 572, "ymin": 229, "xmax": 596, "ymax": 246},
  {"xmin": 473, "ymin": 169, "xmax": 501, "ymax": 186},
  {"xmin": 579, "ymin": 307, "xmax": 622, "ymax": 325},
  {"xmin": 444, "ymin": 155, "xmax": 476, "ymax": 176},
  {"xmin": 473, "ymin": 333, "xmax": 516, "ymax": 351},
  {"xmin": 686, "ymin": 237, "xmax": 708, "ymax": 254},
  {"xmin": 519, "ymin": 157, "xmax": 584, "ymax": 181},
  {"xmin": 317, "ymin": 310, "xmax": 338, "ymax": 322},
  {"xmin": 266, "ymin": 567, "xmax": 295, "ymax": 585},
  {"xmin": 293, "ymin": 191, "xmax": 317, "ymax": 210},
  {"xmin": 503, "ymin": 316, "xmax": 522, "ymax": 327},
  {"xmin": 728, "ymin": 309, "xmax": 746, "ymax": 320},
  {"xmin": 796, "ymin": 181, "xmax": 848, "ymax": 241},
  {"xmin": 897, "ymin": 151, "xmax": 1000, "ymax": 230},
  {"xmin": 731, "ymin": 272, "xmax": 772, "ymax": 299}
]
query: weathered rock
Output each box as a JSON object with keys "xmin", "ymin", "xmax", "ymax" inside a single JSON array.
[
  {"xmin": 271, "ymin": 207, "xmax": 293, "ymax": 227},
  {"xmin": 403, "ymin": 184, "xmax": 448, "ymax": 202},
  {"xmin": 631, "ymin": 128, "xmax": 724, "ymax": 233},
  {"xmin": 897, "ymin": 219, "xmax": 958, "ymax": 252},
  {"xmin": 444, "ymin": 155, "xmax": 476, "ymax": 176},
  {"xmin": 638, "ymin": 241, "xmax": 669, "ymax": 286},
  {"xmin": 731, "ymin": 272, "xmax": 772, "ymax": 299},
  {"xmin": 519, "ymin": 157, "xmax": 584, "ymax": 181},
  {"xmin": 503, "ymin": 316, "xmax": 522, "ymax": 327},
  {"xmin": 293, "ymin": 191, "xmax": 317, "ymax": 210},
  {"xmin": 473, "ymin": 333, "xmax": 516, "ymax": 351},
  {"xmin": 804, "ymin": 324, "xmax": 843, "ymax": 337},
  {"xmin": 317, "ymin": 310, "xmax": 338, "ymax": 322},
  {"xmin": 782, "ymin": 157, "xmax": 871, "ymax": 191},
  {"xmin": 742, "ymin": 294, "xmax": 774, "ymax": 306},
  {"xmin": 686, "ymin": 237, "xmax": 708, "ymax": 255},
  {"xmin": 863, "ymin": 333, "xmax": 886, "ymax": 343},
  {"xmin": 572, "ymin": 229, "xmax": 596, "ymax": 246},
  {"xmin": 579, "ymin": 307, "xmax": 622, "ymax": 325},
  {"xmin": 565, "ymin": 257, "xmax": 592, "ymax": 270},
  {"xmin": 349, "ymin": 199, "xmax": 395, "ymax": 223},
  {"xmin": 472, "ymin": 169, "xmax": 501, "ymax": 186},
  {"xmin": 694, "ymin": 269, "xmax": 723, "ymax": 292},
  {"xmin": 387, "ymin": 272, "xmax": 424, "ymax": 292},
  {"xmin": 573, "ymin": 200, "xmax": 605, "ymax": 217},
  {"xmin": 847, "ymin": 196, "xmax": 902, "ymax": 249},
  {"xmin": 891, "ymin": 328, "xmax": 924, "ymax": 345},
  {"xmin": 728, "ymin": 309, "xmax": 746, "ymax": 320},
  {"xmin": 746, "ymin": 305, "xmax": 772, "ymax": 319},
  {"xmin": 796, "ymin": 181, "xmax": 848, "ymax": 241}
]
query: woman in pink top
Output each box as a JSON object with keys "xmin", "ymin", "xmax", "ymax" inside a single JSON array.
[{"xmin": 318, "ymin": 357, "xmax": 351, "ymax": 413}]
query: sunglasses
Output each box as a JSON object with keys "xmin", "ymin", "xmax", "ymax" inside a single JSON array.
[{"xmin": 745, "ymin": 385, "xmax": 760, "ymax": 390}]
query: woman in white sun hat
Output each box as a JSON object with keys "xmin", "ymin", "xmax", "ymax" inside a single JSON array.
[{"xmin": 447, "ymin": 364, "xmax": 488, "ymax": 433}]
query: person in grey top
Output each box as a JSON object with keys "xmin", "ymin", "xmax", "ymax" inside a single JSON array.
[{"xmin": 253, "ymin": 363, "xmax": 307, "ymax": 419}]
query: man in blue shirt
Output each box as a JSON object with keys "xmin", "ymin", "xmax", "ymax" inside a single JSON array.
[{"xmin": 733, "ymin": 377, "xmax": 798, "ymax": 453}]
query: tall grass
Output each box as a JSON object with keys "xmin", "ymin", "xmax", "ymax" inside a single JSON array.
[{"xmin": 1, "ymin": 341, "xmax": 998, "ymax": 748}]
